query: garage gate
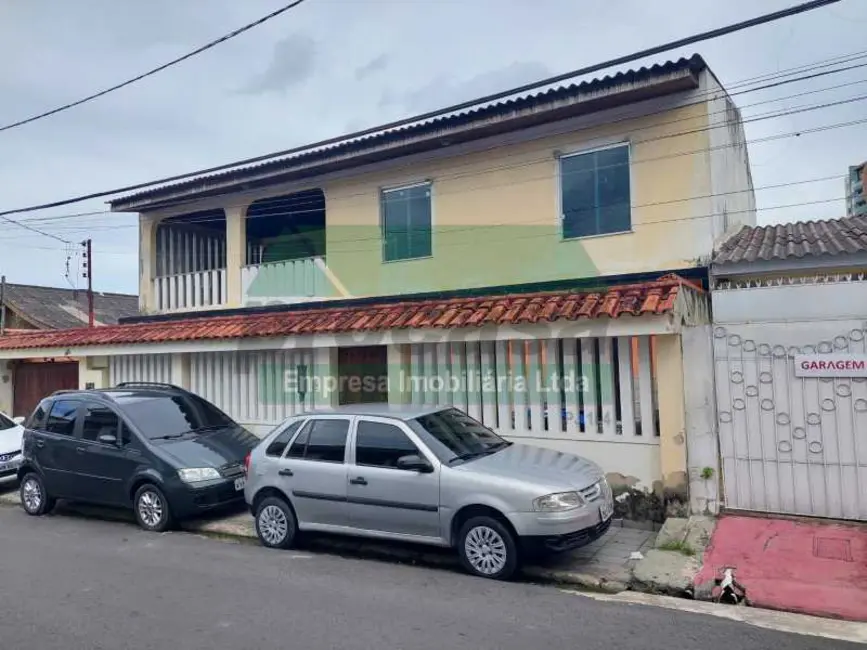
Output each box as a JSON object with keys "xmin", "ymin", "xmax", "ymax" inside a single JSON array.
[{"xmin": 714, "ymin": 321, "xmax": 867, "ymax": 521}]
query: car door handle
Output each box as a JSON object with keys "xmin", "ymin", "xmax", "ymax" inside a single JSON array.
[
  {"xmin": 35, "ymin": 440, "xmax": 45, "ymax": 449},
  {"xmin": 349, "ymin": 477, "xmax": 367, "ymax": 486},
  {"xmin": 76, "ymin": 446, "xmax": 86, "ymax": 454},
  {"xmin": 278, "ymin": 468, "xmax": 294, "ymax": 477}
]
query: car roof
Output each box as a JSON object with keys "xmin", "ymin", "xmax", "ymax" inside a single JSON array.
[
  {"xmin": 295, "ymin": 404, "xmax": 450, "ymax": 421},
  {"xmin": 47, "ymin": 384, "xmax": 189, "ymax": 401}
]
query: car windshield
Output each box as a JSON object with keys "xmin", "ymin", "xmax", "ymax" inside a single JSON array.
[
  {"xmin": 412, "ymin": 408, "xmax": 510, "ymax": 463},
  {"xmin": 0, "ymin": 412, "xmax": 15, "ymax": 431},
  {"xmin": 113, "ymin": 393, "xmax": 235, "ymax": 440}
]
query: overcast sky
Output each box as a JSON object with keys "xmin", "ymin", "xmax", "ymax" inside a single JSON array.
[{"xmin": 0, "ymin": 0, "xmax": 865, "ymax": 295}]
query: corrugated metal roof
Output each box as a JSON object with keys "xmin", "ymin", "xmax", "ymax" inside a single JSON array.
[
  {"xmin": 0, "ymin": 275, "xmax": 700, "ymax": 351},
  {"xmin": 713, "ymin": 215, "xmax": 867, "ymax": 265},
  {"xmin": 111, "ymin": 55, "xmax": 706, "ymax": 209}
]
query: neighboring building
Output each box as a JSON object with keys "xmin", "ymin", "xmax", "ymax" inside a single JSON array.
[
  {"xmin": 0, "ymin": 283, "xmax": 138, "ymax": 419},
  {"xmin": 846, "ymin": 161, "xmax": 866, "ymax": 217},
  {"xmin": 0, "ymin": 54, "xmax": 755, "ymax": 522},
  {"xmin": 0, "ymin": 282, "xmax": 138, "ymax": 330},
  {"xmin": 711, "ymin": 214, "xmax": 867, "ymax": 522}
]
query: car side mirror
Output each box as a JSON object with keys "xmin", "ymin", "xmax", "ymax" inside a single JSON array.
[
  {"xmin": 98, "ymin": 434, "xmax": 118, "ymax": 445},
  {"xmin": 12, "ymin": 416, "xmax": 25, "ymax": 425},
  {"xmin": 396, "ymin": 454, "xmax": 433, "ymax": 473}
]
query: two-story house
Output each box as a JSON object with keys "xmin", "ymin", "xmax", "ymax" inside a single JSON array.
[{"xmin": 0, "ymin": 54, "xmax": 755, "ymax": 521}]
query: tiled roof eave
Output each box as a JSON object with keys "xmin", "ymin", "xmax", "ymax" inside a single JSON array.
[{"xmin": 0, "ymin": 275, "xmax": 699, "ymax": 352}]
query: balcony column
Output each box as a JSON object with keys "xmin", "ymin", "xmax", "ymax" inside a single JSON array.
[
  {"xmin": 225, "ymin": 204, "xmax": 249, "ymax": 308},
  {"xmin": 139, "ymin": 214, "xmax": 163, "ymax": 314}
]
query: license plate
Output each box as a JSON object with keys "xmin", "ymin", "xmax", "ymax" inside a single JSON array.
[
  {"xmin": 234, "ymin": 477, "xmax": 246, "ymax": 491},
  {"xmin": 599, "ymin": 501, "xmax": 613, "ymax": 522}
]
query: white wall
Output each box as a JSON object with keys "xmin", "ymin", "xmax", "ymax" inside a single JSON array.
[
  {"xmin": 682, "ymin": 325, "xmax": 720, "ymax": 514},
  {"xmin": 704, "ymin": 72, "xmax": 756, "ymax": 242},
  {"xmin": 714, "ymin": 280, "xmax": 867, "ymax": 324}
]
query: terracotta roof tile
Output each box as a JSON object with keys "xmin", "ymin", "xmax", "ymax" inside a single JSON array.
[
  {"xmin": 0, "ymin": 275, "xmax": 700, "ymax": 351},
  {"xmin": 714, "ymin": 215, "xmax": 867, "ymax": 265}
]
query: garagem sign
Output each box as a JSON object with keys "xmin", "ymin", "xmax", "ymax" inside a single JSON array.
[{"xmin": 794, "ymin": 355, "xmax": 867, "ymax": 378}]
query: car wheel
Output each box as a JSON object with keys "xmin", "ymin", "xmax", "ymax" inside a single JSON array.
[
  {"xmin": 255, "ymin": 496, "xmax": 297, "ymax": 550},
  {"xmin": 133, "ymin": 484, "xmax": 173, "ymax": 533},
  {"xmin": 19, "ymin": 473, "xmax": 55, "ymax": 516},
  {"xmin": 457, "ymin": 516, "xmax": 519, "ymax": 580}
]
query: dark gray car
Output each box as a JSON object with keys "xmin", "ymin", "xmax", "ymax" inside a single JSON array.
[{"xmin": 244, "ymin": 405, "xmax": 613, "ymax": 580}]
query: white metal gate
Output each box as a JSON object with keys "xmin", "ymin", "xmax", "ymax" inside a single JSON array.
[
  {"xmin": 402, "ymin": 336, "xmax": 662, "ymax": 487},
  {"xmin": 109, "ymin": 354, "xmax": 172, "ymax": 386},
  {"xmin": 190, "ymin": 349, "xmax": 315, "ymax": 430},
  {"xmin": 714, "ymin": 323, "xmax": 867, "ymax": 521}
]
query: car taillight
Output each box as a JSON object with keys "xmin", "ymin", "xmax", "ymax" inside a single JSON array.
[{"xmin": 243, "ymin": 452, "xmax": 251, "ymax": 475}]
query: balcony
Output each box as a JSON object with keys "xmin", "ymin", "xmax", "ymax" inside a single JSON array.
[
  {"xmin": 241, "ymin": 256, "xmax": 330, "ymax": 307},
  {"xmin": 151, "ymin": 210, "xmax": 228, "ymax": 313},
  {"xmin": 146, "ymin": 190, "xmax": 332, "ymax": 315},
  {"xmin": 154, "ymin": 269, "xmax": 228, "ymax": 312}
]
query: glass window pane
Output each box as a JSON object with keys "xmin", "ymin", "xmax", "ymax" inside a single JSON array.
[
  {"xmin": 286, "ymin": 421, "xmax": 311, "ymax": 459},
  {"xmin": 81, "ymin": 403, "xmax": 121, "ymax": 443},
  {"xmin": 355, "ymin": 421, "xmax": 419, "ymax": 468},
  {"xmin": 266, "ymin": 420, "xmax": 304, "ymax": 457},
  {"xmin": 303, "ymin": 419, "xmax": 349, "ymax": 463},
  {"xmin": 45, "ymin": 400, "xmax": 78, "ymax": 436},
  {"xmin": 382, "ymin": 184, "xmax": 431, "ymax": 261},
  {"xmin": 0, "ymin": 412, "xmax": 14, "ymax": 430},
  {"xmin": 561, "ymin": 146, "xmax": 630, "ymax": 239},
  {"xmin": 595, "ymin": 145, "xmax": 629, "ymax": 168}
]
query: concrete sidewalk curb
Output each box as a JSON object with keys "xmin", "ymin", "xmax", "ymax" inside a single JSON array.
[
  {"xmin": 1, "ymin": 488, "xmax": 630, "ymax": 593},
  {"xmin": 181, "ymin": 514, "xmax": 631, "ymax": 593},
  {"xmin": 631, "ymin": 516, "xmax": 716, "ymax": 598}
]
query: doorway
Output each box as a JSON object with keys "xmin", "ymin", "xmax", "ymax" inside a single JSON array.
[
  {"xmin": 337, "ymin": 347, "xmax": 388, "ymax": 405},
  {"xmin": 13, "ymin": 360, "xmax": 78, "ymax": 418}
]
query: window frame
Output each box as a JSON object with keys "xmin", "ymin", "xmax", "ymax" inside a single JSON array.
[
  {"xmin": 79, "ymin": 401, "xmax": 124, "ymax": 448},
  {"xmin": 43, "ymin": 398, "xmax": 82, "ymax": 438},
  {"xmin": 379, "ymin": 180, "xmax": 434, "ymax": 263},
  {"xmin": 348, "ymin": 415, "xmax": 436, "ymax": 470},
  {"xmin": 557, "ymin": 141, "xmax": 633, "ymax": 241},
  {"xmin": 266, "ymin": 418, "xmax": 307, "ymax": 458},
  {"xmin": 284, "ymin": 416, "xmax": 350, "ymax": 464},
  {"xmin": 352, "ymin": 417, "xmax": 427, "ymax": 471}
]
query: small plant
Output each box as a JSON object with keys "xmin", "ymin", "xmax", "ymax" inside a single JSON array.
[
  {"xmin": 658, "ymin": 540, "xmax": 696, "ymax": 556},
  {"xmin": 700, "ymin": 466, "xmax": 715, "ymax": 481}
]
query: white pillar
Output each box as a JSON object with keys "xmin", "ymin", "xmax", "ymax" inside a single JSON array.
[{"xmin": 225, "ymin": 204, "xmax": 248, "ymax": 307}]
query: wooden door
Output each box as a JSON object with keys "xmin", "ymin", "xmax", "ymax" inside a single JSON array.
[{"xmin": 12, "ymin": 361, "xmax": 78, "ymax": 419}]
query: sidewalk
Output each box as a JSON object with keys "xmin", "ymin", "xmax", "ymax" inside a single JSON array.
[
  {"xmin": 694, "ymin": 515, "xmax": 867, "ymax": 622},
  {"xmin": 0, "ymin": 481, "xmax": 654, "ymax": 591}
]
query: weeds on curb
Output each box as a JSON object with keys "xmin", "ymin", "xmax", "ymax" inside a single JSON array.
[{"xmin": 657, "ymin": 540, "xmax": 696, "ymax": 556}]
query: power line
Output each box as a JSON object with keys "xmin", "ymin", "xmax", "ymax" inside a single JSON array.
[
  {"xmin": 5, "ymin": 102, "xmax": 860, "ymax": 239},
  {"xmin": 0, "ymin": 0, "xmax": 843, "ymax": 221},
  {"xmin": 23, "ymin": 195, "xmax": 850, "ymax": 259},
  {"xmin": 0, "ymin": 109, "xmax": 859, "ymax": 247},
  {"xmin": 5, "ymin": 55, "xmax": 864, "ymax": 238},
  {"xmin": 0, "ymin": 0, "xmax": 312, "ymax": 134}
]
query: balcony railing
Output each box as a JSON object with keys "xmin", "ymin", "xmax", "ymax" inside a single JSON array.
[
  {"xmin": 241, "ymin": 257, "xmax": 330, "ymax": 307},
  {"xmin": 154, "ymin": 269, "xmax": 227, "ymax": 312}
]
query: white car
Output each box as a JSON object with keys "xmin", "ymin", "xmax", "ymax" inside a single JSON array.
[{"xmin": 0, "ymin": 411, "xmax": 25, "ymax": 482}]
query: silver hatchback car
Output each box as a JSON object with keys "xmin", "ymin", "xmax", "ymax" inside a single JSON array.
[{"xmin": 243, "ymin": 405, "xmax": 614, "ymax": 580}]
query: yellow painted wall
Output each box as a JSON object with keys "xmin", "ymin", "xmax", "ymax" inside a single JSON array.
[
  {"xmin": 323, "ymin": 102, "xmax": 712, "ymax": 298},
  {"xmin": 138, "ymin": 101, "xmax": 715, "ymax": 311}
]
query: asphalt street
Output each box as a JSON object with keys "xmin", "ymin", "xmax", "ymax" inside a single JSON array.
[{"xmin": 0, "ymin": 507, "xmax": 859, "ymax": 650}]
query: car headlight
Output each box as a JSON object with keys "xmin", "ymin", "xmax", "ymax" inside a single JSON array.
[
  {"xmin": 178, "ymin": 467, "xmax": 221, "ymax": 484},
  {"xmin": 533, "ymin": 491, "xmax": 585, "ymax": 512}
]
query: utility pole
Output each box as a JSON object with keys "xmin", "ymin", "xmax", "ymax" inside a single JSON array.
[
  {"xmin": 0, "ymin": 275, "xmax": 6, "ymax": 335},
  {"xmin": 82, "ymin": 239, "xmax": 94, "ymax": 327}
]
